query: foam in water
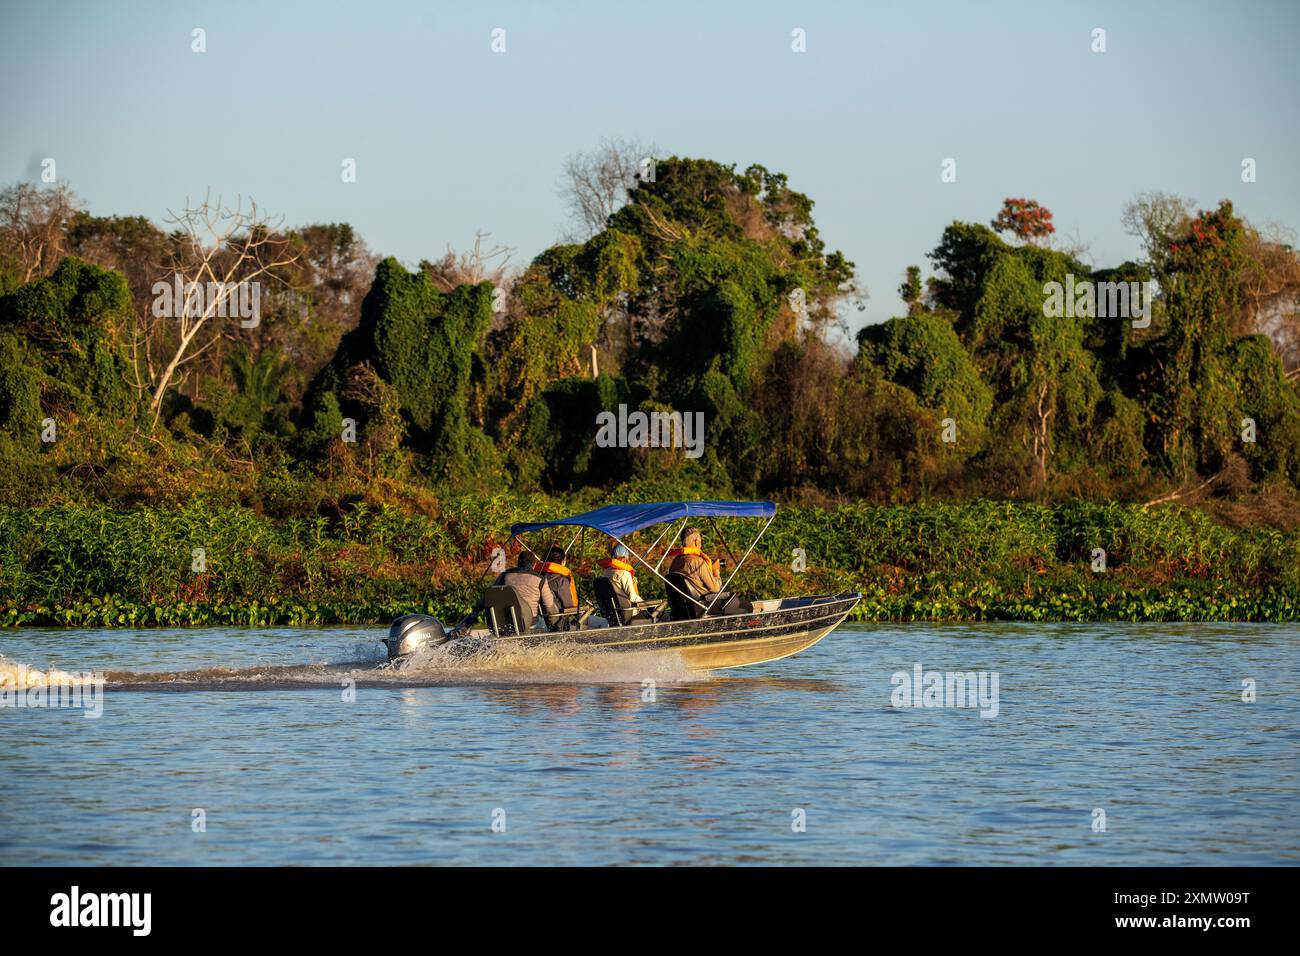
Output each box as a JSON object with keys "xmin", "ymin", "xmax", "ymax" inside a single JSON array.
[
  {"xmin": 0, "ymin": 654, "xmax": 105, "ymax": 717},
  {"xmin": 386, "ymin": 638, "xmax": 700, "ymax": 684},
  {"xmin": 0, "ymin": 639, "xmax": 702, "ymax": 692},
  {"xmin": 0, "ymin": 654, "xmax": 98, "ymax": 688}
]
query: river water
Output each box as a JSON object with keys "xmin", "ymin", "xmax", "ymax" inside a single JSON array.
[{"xmin": 1, "ymin": 622, "xmax": 1296, "ymax": 865}]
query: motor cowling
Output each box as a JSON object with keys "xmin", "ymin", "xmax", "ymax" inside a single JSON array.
[{"xmin": 385, "ymin": 614, "xmax": 447, "ymax": 659}]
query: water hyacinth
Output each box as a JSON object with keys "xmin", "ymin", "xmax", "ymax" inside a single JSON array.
[{"xmin": 1, "ymin": 501, "xmax": 1295, "ymax": 627}]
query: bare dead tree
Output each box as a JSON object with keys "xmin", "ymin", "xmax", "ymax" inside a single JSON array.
[
  {"xmin": 1240, "ymin": 222, "xmax": 1300, "ymax": 372},
  {"xmin": 1023, "ymin": 379, "xmax": 1054, "ymax": 491},
  {"xmin": 0, "ymin": 182, "xmax": 82, "ymax": 282},
  {"xmin": 1141, "ymin": 467, "xmax": 1225, "ymax": 508},
  {"xmin": 421, "ymin": 231, "xmax": 514, "ymax": 291},
  {"xmin": 1124, "ymin": 193, "xmax": 1300, "ymax": 373},
  {"xmin": 1054, "ymin": 223, "xmax": 1093, "ymax": 264},
  {"xmin": 559, "ymin": 138, "xmax": 658, "ymax": 239},
  {"xmin": 125, "ymin": 308, "xmax": 160, "ymax": 404},
  {"xmin": 148, "ymin": 192, "xmax": 298, "ymax": 429},
  {"xmin": 1122, "ymin": 191, "xmax": 1194, "ymax": 269}
]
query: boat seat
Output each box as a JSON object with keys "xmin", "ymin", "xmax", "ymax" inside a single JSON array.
[
  {"xmin": 592, "ymin": 576, "xmax": 663, "ymax": 626},
  {"xmin": 592, "ymin": 576, "xmax": 625, "ymax": 625},
  {"xmin": 482, "ymin": 585, "xmax": 534, "ymax": 637},
  {"xmin": 665, "ymin": 572, "xmax": 707, "ymax": 620},
  {"xmin": 547, "ymin": 604, "xmax": 596, "ymax": 631}
]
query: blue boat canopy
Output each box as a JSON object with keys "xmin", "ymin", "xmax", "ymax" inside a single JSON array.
[{"xmin": 510, "ymin": 500, "xmax": 776, "ymax": 539}]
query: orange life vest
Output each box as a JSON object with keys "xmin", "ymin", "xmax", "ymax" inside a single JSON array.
[
  {"xmin": 536, "ymin": 561, "xmax": 578, "ymax": 607},
  {"xmin": 598, "ymin": 557, "xmax": 635, "ymax": 574},
  {"xmin": 666, "ymin": 546, "xmax": 719, "ymax": 574},
  {"xmin": 667, "ymin": 546, "xmax": 706, "ymax": 559}
]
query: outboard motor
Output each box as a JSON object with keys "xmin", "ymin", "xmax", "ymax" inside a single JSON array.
[{"xmin": 385, "ymin": 614, "xmax": 448, "ymax": 660}]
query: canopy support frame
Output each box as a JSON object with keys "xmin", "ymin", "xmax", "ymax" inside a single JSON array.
[
  {"xmin": 506, "ymin": 501, "xmax": 777, "ymax": 619},
  {"xmin": 653, "ymin": 517, "xmax": 691, "ymax": 575},
  {"xmin": 703, "ymin": 513, "xmax": 774, "ymax": 615}
]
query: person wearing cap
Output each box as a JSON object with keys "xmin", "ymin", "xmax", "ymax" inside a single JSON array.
[
  {"xmin": 598, "ymin": 543, "xmax": 651, "ymax": 622},
  {"xmin": 456, "ymin": 546, "xmax": 561, "ymax": 634},
  {"xmin": 667, "ymin": 526, "xmax": 753, "ymax": 615}
]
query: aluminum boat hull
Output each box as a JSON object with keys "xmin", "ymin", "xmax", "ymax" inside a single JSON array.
[{"xmin": 496, "ymin": 592, "xmax": 861, "ymax": 670}]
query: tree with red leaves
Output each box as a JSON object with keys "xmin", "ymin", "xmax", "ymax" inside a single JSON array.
[{"xmin": 991, "ymin": 198, "xmax": 1055, "ymax": 244}]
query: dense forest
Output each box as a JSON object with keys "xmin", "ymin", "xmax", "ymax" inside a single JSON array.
[
  {"xmin": 2, "ymin": 147, "xmax": 1299, "ymax": 522},
  {"xmin": 2, "ymin": 146, "xmax": 1299, "ymax": 623}
]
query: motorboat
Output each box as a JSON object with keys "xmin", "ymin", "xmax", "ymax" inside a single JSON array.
[{"xmin": 384, "ymin": 500, "xmax": 861, "ymax": 670}]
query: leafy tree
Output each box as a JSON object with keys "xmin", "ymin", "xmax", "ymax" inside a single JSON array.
[
  {"xmin": 858, "ymin": 312, "xmax": 993, "ymax": 427},
  {"xmin": 1085, "ymin": 260, "xmax": 1155, "ymax": 382},
  {"xmin": 969, "ymin": 253, "xmax": 1102, "ymax": 492},
  {"xmin": 0, "ymin": 256, "xmax": 134, "ymax": 436},
  {"xmin": 303, "ymin": 257, "xmax": 496, "ymax": 480},
  {"xmin": 477, "ymin": 229, "xmax": 640, "ymax": 444},
  {"xmin": 610, "ymin": 157, "xmax": 857, "ymax": 340},
  {"xmin": 827, "ymin": 364, "xmax": 964, "ymax": 501},
  {"xmin": 899, "ymin": 266, "xmax": 924, "ymax": 315},
  {"xmin": 1231, "ymin": 334, "xmax": 1300, "ymax": 483},
  {"xmin": 927, "ymin": 222, "xmax": 1011, "ymax": 332},
  {"xmin": 212, "ymin": 344, "xmax": 294, "ymax": 443},
  {"xmin": 265, "ymin": 222, "xmax": 377, "ymax": 388},
  {"xmin": 1151, "ymin": 201, "xmax": 1248, "ymax": 478},
  {"xmin": 991, "ymin": 198, "xmax": 1055, "ymax": 244},
  {"xmin": 516, "ymin": 373, "xmax": 630, "ymax": 491},
  {"xmin": 3, "ymin": 167, "xmax": 1300, "ymax": 510}
]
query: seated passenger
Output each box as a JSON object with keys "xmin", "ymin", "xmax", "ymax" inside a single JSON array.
[
  {"xmin": 536, "ymin": 545, "xmax": 579, "ymax": 630},
  {"xmin": 457, "ymin": 547, "xmax": 560, "ymax": 634},
  {"xmin": 667, "ymin": 527, "xmax": 753, "ymax": 616},
  {"xmin": 598, "ymin": 543, "xmax": 651, "ymax": 624}
]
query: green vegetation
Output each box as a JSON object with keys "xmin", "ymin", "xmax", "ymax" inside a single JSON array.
[
  {"xmin": 0, "ymin": 158, "xmax": 1297, "ymax": 627},
  {"xmin": 0, "ymin": 500, "xmax": 1295, "ymax": 626},
  {"xmin": 0, "ymin": 257, "xmax": 134, "ymax": 438}
]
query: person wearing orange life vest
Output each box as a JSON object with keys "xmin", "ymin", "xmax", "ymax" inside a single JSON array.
[
  {"xmin": 667, "ymin": 527, "xmax": 753, "ymax": 616},
  {"xmin": 536, "ymin": 545, "xmax": 579, "ymax": 630},
  {"xmin": 598, "ymin": 543, "xmax": 651, "ymax": 623},
  {"xmin": 455, "ymin": 546, "xmax": 560, "ymax": 635}
]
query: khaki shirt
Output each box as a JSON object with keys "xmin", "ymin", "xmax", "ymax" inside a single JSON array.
[
  {"xmin": 481, "ymin": 568, "xmax": 560, "ymax": 627},
  {"xmin": 600, "ymin": 566, "xmax": 643, "ymax": 606},
  {"xmin": 668, "ymin": 552, "xmax": 721, "ymax": 596}
]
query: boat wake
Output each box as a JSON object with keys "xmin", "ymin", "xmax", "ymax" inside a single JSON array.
[{"xmin": 0, "ymin": 642, "xmax": 701, "ymax": 693}]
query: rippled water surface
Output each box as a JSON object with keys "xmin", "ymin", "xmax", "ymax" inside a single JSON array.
[{"xmin": 1, "ymin": 622, "xmax": 1297, "ymax": 865}]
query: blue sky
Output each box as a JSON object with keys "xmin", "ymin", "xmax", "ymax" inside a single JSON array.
[{"xmin": 3, "ymin": 0, "xmax": 1298, "ymax": 331}]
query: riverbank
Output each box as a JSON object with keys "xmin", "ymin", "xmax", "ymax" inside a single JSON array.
[{"xmin": 2, "ymin": 499, "xmax": 1296, "ymax": 626}]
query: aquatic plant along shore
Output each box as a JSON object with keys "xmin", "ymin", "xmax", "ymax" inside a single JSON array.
[
  {"xmin": 3, "ymin": 158, "xmax": 1298, "ymax": 635},
  {"xmin": 1, "ymin": 499, "xmax": 1295, "ymax": 627}
]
